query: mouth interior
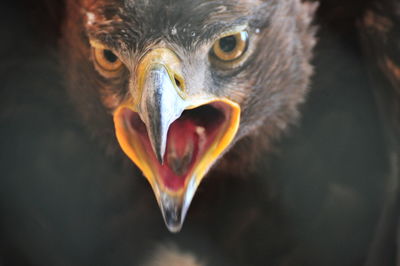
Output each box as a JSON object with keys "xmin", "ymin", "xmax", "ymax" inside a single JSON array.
[{"xmin": 126, "ymin": 103, "xmax": 228, "ymax": 191}]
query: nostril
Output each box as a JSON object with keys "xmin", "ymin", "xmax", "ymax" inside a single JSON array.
[
  {"xmin": 175, "ymin": 77, "xmax": 181, "ymax": 87},
  {"xmin": 174, "ymin": 75, "xmax": 184, "ymax": 91}
]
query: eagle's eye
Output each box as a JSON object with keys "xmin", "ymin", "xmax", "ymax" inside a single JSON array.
[
  {"xmin": 92, "ymin": 46, "xmax": 123, "ymax": 77},
  {"xmin": 211, "ymin": 31, "xmax": 248, "ymax": 63}
]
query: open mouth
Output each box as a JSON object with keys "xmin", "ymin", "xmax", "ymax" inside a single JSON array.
[
  {"xmin": 118, "ymin": 101, "xmax": 230, "ymax": 192},
  {"xmin": 114, "ymin": 97, "xmax": 240, "ymax": 232}
]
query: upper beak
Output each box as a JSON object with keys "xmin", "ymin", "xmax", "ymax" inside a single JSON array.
[
  {"xmin": 138, "ymin": 62, "xmax": 186, "ymax": 163},
  {"xmin": 113, "ymin": 48, "xmax": 240, "ymax": 232}
]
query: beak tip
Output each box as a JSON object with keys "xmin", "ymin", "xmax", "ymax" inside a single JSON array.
[
  {"xmin": 155, "ymin": 150, "xmax": 164, "ymax": 165},
  {"xmin": 159, "ymin": 199, "xmax": 186, "ymax": 233},
  {"xmin": 152, "ymin": 174, "xmax": 199, "ymax": 233},
  {"xmin": 156, "ymin": 189, "xmax": 193, "ymax": 233},
  {"xmin": 164, "ymin": 217, "xmax": 184, "ymax": 233}
]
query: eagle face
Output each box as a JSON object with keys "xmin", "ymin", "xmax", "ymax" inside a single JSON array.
[{"xmin": 62, "ymin": 0, "xmax": 316, "ymax": 232}]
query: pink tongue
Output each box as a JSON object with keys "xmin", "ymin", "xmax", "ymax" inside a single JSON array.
[{"xmin": 165, "ymin": 118, "xmax": 200, "ymax": 177}]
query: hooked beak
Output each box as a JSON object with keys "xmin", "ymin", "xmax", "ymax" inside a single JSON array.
[{"xmin": 113, "ymin": 48, "xmax": 240, "ymax": 232}]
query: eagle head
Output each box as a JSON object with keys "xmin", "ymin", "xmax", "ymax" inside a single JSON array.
[{"xmin": 61, "ymin": 0, "xmax": 316, "ymax": 232}]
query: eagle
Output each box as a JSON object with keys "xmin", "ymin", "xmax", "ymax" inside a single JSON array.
[
  {"xmin": 0, "ymin": 0, "xmax": 398, "ymax": 265},
  {"xmin": 61, "ymin": 0, "xmax": 316, "ymax": 233}
]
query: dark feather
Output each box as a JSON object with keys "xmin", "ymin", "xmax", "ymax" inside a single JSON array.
[{"xmin": 359, "ymin": 1, "xmax": 400, "ymax": 264}]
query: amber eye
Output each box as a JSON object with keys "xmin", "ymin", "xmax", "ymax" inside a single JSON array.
[
  {"xmin": 212, "ymin": 31, "xmax": 248, "ymax": 62},
  {"xmin": 92, "ymin": 46, "xmax": 123, "ymax": 77}
]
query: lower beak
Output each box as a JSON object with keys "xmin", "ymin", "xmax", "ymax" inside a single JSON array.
[{"xmin": 113, "ymin": 49, "xmax": 240, "ymax": 232}]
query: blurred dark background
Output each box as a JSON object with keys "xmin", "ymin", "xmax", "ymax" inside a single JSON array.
[{"xmin": 0, "ymin": 0, "xmax": 394, "ymax": 265}]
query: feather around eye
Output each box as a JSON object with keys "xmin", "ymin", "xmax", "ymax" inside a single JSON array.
[{"xmin": 92, "ymin": 46, "xmax": 124, "ymax": 78}]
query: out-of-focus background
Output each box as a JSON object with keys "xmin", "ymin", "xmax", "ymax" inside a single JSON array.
[{"xmin": 0, "ymin": 0, "xmax": 397, "ymax": 265}]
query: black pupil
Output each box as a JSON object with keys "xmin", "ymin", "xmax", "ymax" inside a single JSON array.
[
  {"xmin": 103, "ymin": 49, "xmax": 118, "ymax": 63},
  {"xmin": 219, "ymin": 35, "xmax": 237, "ymax": 53}
]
